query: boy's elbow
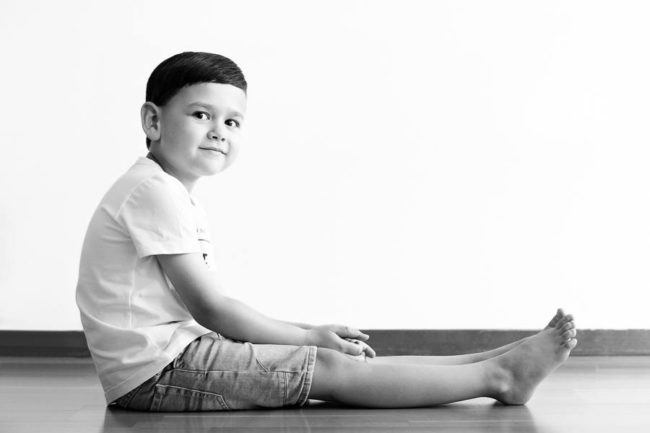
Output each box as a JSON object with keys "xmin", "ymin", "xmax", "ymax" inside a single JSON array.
[
  {"xmin": 187, "ymin": 293, "xmax": 229, "ymax": 331},
  {"xmin": 156, "ymin": 253, "xmax": 227, "ymax": 329}
]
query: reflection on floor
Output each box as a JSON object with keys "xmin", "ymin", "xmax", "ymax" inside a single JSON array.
[{"xmin": 1, "ymin": 356, "xmax": 649, "ymax": 432}]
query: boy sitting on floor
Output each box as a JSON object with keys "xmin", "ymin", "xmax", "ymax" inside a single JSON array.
[{"xmin": 76, "ymin": 51, "xmax": 577, "ymax": 411}]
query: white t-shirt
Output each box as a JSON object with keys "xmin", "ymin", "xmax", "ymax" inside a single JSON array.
[{"xmin": 76, "ymin": 157, "xmax": 213, "ymax": 404}]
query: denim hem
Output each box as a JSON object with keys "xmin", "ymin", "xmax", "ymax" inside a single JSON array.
[{"xmin": 296, "ymin": 345, "xmax": 317, "ymax": 407}]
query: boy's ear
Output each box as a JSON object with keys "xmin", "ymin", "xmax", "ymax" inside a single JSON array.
[{"xmin": 141, "ymin": 102, "xmax": 162, "ymax": 142}]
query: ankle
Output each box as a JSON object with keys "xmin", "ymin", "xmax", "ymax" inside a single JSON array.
[{"xmin": 485, "ymin": 358, "xmax": 512, "ymax": 401}]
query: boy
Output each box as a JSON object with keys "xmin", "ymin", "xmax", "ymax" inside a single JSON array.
[{"xmin": 76, "ymin": 52, "xmax": 578, "ymax": 411}]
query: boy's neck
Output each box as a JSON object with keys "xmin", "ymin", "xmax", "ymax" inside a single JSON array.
[
  {"xmin": 146, "ymin": 152, "xmax": 162, "ymax": 167},
  {"xmin": 145, "ymin": 152, "xmax": 197, "ymax": 193}
]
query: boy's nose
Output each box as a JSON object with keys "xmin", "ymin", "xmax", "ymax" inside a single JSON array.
[{"xmin": 209, "ymin": 130, "xmax": 226, "ymax": 142}]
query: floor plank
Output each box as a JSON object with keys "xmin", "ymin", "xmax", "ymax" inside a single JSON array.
[{"xmin": 1, "ymin": 356, "xmax": 649, "ymax": 432}]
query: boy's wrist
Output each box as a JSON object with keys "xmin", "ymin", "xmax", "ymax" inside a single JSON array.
[
  {"xmin": 294, "ymin": 321, "xmax": 314, "ymax": 330},
  {"xmin": 303, "ymin": 328, "xmax": 317, "ymax": 346},
  {"xmin": 281, "ymin": 320, "xmax": 314, "ymax": 331}
]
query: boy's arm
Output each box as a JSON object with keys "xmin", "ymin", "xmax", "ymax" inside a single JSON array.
[
  {"xmin": 281, "ymin": 321, "xmax": 314, "ymax": 330},
  {"xmin": 157, "ymin": 253, "xmax": 373, "ymax": 356}
]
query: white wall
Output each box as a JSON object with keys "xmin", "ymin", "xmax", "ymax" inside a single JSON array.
[{"xmin": 1, "ymin": 0, "xmax": 648, "ymax": 330}]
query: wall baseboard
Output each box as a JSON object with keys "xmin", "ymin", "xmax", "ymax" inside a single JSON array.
[
  {"xmin": 1, "ymin": 329, "xmax": 648, "ymax": 357},
  {"xmin": 365, "ymin": 329, "xmax": 650, "ymax": 357}
]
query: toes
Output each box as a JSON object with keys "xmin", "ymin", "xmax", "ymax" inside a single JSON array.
[
  {"xmin": 561, "ymin": 322, "xmax": 575, "ymax": 332},
  {"xmin": 546, "ymin": 308, "xmax": 565, "ymax": 328},
  {"xmin": 564, "ymin": 338, "xmax": 578, "ymax": 350},
  {"xmin": 555, "ymin": 314, "xmax": 575, "ymax": 329},
  {"xmin": 561, "ymin": 329, "xmax": 577, "ymax": 340},
  {"xmin": 555, "ymin": 316, "xmax": 568, "ymax": 327}
]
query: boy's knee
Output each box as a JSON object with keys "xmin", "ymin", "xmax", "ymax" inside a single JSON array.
[{"xmin": 311, "ymin": 348, "xmax": 356, "ymax": 401}]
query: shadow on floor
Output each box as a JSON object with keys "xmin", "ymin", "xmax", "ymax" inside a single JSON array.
[{"xmin": 102, "ymin": 400, "xmax": 546, "ymax": 433}]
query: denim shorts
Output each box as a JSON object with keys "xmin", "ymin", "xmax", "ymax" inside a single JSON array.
[{"xmin": 113, "ymin": 332, "xmax": 317, "ymax": 411}]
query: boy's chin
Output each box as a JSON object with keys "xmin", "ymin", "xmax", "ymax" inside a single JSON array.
[{"xmin": 202, "ymin": 161, "xmax": 231, "ymax": 176}]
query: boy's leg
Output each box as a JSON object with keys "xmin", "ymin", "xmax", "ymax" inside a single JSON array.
[
  {"xmin": 311, "ymin": 348, "xmax": 494, "ymax": 407},
  {"xmin": 309, "ymin": 323, "xmax": 577, "ymax": 408},
  {"xmin": 369, "ymin": 311, "xmax": 575, "ymax": 366}
]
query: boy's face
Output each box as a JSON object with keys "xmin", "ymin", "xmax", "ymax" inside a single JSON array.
[{"xmin": 147, "ymin": 82, "xmax": 247, "ymax": 189}]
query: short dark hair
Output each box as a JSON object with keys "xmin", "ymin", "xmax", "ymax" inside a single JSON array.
[{"xmin": 144, "ymin": 52, "xmax": 247, "ymax": 147}]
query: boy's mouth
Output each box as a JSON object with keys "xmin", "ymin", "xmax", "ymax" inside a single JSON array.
[{"xmin": 199, "ymin": 146, "xmax": 227, "ymax": 155}]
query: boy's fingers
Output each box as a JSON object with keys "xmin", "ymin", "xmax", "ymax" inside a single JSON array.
[
  {"xmin": 342, "ymin": 338, "xmax": 376, "ymax": 358},
  {"xmin": 363, "ymin": 343, "xmax": 376, "ymax": 358},
  {"xmin": 343, "ymin": 338, "xmax": 366, "ymax": 356},
  {"xmin": 333, "ymin": 325, "xmax": 369, "ymax": 341},
  {"xmin": 351, "ymin": 340, "xmax": 376, "ymax": 358}
]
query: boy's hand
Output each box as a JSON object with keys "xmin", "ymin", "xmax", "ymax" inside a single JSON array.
[
  {"xmin": 343, "ymin": 338, "xmax": 376, "ymax": 359},
  {"xmin": 306, "ymin": 325, "xmax": 376, "ymax": 358}
]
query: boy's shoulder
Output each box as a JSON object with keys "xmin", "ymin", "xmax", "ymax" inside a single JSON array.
[{"xmin": 101, "ymin": 157, "xmax": 190, "ymax": 214}]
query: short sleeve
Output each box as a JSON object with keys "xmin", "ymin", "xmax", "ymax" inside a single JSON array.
[{"xmin": 118, "ymin": 175, "xmax": 201, "ymax": 258}]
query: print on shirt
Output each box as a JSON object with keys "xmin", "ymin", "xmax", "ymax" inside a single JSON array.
[{"xmin": 197, "ymin": 226, "xmax": 214, "ymax": 270}]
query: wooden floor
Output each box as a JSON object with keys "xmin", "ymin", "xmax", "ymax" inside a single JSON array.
[{"xmin": 1, "ymin": 356, "xmax": 649, "ymax": 432}]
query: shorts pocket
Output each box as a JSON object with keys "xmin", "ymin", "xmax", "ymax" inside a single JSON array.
[{"xmin": 150, "ymin": 384, "xmax": 230, "ymax": 412}]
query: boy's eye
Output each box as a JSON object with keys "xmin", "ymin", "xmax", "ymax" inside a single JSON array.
[
  {"xmin": 193, "ymin": 111, "xmax": 210, "ymax": 120},
  {"xmin": 226, "ymin": 119, "xmax": 241, "ymax": 128}
]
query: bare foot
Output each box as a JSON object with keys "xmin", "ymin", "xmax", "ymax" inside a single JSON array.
[
  {"xmin": 499, "ymin": 310, "xmax": 574, "ymax": 358},
  {"xmin": 489, "ymin": 321, "xmax": 578, "ymax": 405}
]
